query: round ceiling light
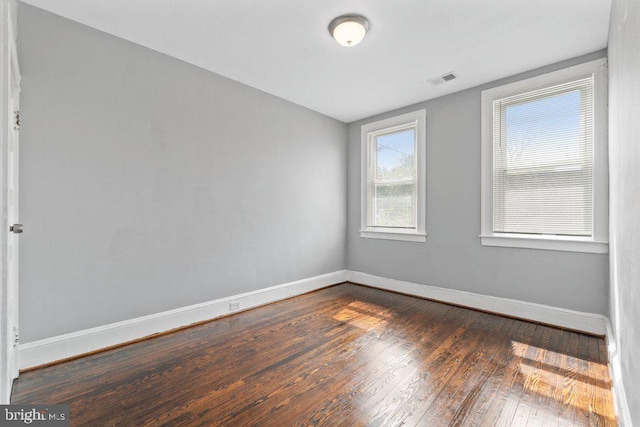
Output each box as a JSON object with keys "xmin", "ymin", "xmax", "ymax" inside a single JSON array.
[{"xmin": 328, "ymin": 14, "xmax": 369, "ymax": 47}]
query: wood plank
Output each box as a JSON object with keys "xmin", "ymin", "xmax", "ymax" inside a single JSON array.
[
  {"xmin": 449, "ymin": 317, "xmax": 524, "ymax": 426},
  {"xmin": 342, "ymin": 311, "xmax": 490, "ymax": 426},
  {"xmin": 11, "ymin": 283, "xmax": 616, "ymax": 426},
  {"xmin": 560, "ymin": 331, "xmax": 589, "ymax": 426},
  {"xmin": 586, "ymin": 335, "xmax": 616, "ymax": 425},
  {"xmin": 530, "ymin": 325, "xmax": 566, "ymax": 427},
  {"xmin": 477, "ymin": 321, "xmax": 541, "ymax": 427},
  {"xmin": 510, "ymin": 325, "xmax": 557, "ymax": 426},
  {"xmin": 413, "ymin": 314, "xmax": 515, "ymax": 425},
  {"xmin": 447, "ymin": 317, "xmax": 523, "ymax": 427},
  {"xmin": 300, "ymin": 300, "xmax": 459, "ymax": 425}
]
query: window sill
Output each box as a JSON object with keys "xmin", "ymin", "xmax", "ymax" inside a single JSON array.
[
  {"xmin": 360, "ymin": 229, "xmax": 427, "ymax": 242},
  {"xmin": 479, "ymin": 233, "xmax": 608, "ymax": 254}
]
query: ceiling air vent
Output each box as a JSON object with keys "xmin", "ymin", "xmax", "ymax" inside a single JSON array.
[{"xmin": 428, "ymin": 72, "xmax": 458, "ymax": 86}]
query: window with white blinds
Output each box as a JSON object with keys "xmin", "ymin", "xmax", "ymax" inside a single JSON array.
[
  {"xmin": 360, "ymin": 109, "xmax": 426, "ymax": 242},
  {"xmin": 492, "ymin": 78, "xmax": 594, "ymax": 237},
  {"xmin": 480, "ymin": 58, "xmax": 608, "ymax": 253}
]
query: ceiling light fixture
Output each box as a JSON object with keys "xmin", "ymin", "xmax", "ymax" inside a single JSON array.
[{"xmin": 328, "ymin": 14, "xmax": 369, "ymax": 47}]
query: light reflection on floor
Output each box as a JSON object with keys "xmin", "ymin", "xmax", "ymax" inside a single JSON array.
[
  {"xmin": 331, "ymin": 298, "xmax": 616, "ymax": 425},
  {"xmin": 333, "ymin": 300, "xmax": 393, "ymax": 332},
  {"xmin": 511, "ymin": 340, "xmax": 614, "ymax": 422},
  {"xmin": 330, "ymin": 299, "xmax": 421, "ymax": 424}
]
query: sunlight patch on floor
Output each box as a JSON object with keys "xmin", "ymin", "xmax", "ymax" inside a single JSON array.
[
  {"xmin": 333, "ymin": 300, "xmax": 393, "ymax": 331},
  {"xmin": 511, "ymin": 341, "xmax": 615, "ymax": 422}
]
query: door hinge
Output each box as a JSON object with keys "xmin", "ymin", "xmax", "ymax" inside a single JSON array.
[
  {"xmin": 13, "ymin": 327, "xmax": 19, "ymax": 347},
  {"xmin": 14, "ymin": 110, "xmax": 19, "ymax": 131}
]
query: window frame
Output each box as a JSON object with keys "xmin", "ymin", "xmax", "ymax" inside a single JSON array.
[
  {"xmin": 480, "ymin": 58, "xmax": 609, "ymax": 253},
  {"xmin": 360, "ymin": 109, "xmax": 427, "ymax": 242}
]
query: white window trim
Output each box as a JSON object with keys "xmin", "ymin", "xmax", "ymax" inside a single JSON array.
[
  {"xmin": 360, "ymin": 109, "xmax": 427, "ymax": 242},
  {"xmin": 480, "ymin": 58, "xmax": 609, "ymax": 253}
]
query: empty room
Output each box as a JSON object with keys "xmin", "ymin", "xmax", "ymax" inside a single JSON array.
[{"xmin": 0, "ymin": 0, "xmax": 638, "ymax": 425}]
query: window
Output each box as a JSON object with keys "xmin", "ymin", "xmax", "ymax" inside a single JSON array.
[
  {"xmin": 361, "ymin": 109, "xmax": 426, "ymax": 242},
  {"xmin": 480, "ymin": 58, "xmax": 608, "ymax": 253}
]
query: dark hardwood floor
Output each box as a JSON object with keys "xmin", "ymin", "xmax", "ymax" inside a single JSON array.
[{"xmin": 12, "ymin": 283, "xmax": 616, "ymax": 426}]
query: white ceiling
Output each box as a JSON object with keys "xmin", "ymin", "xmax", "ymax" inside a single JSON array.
[{"xmin": 20, "ymin": 0, "xmax": 612, "ymax": 123}]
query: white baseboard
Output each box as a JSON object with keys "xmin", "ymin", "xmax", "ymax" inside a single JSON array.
[
  {"xmin": 19, "ymin": 270, "xmax": 348, "ymax": 370},
  {"xmin": 347, "ymin": 271, "xmax": 607, "ymax": 336},
  {"xmin": 605, "ymin": 320, "xmax": 633, "ymax": 426},
  {"xmin": 18, "ymin": 269, "xmax": 610, "ymax": 370},
  {"xmin": 19, "ymin": 269, "xmax": 626, "ymax": 421}
]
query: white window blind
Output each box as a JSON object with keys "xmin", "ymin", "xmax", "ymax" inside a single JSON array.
[{"xmin": 492, "ymin": 77, "xmax": 594, "ymax": 237}]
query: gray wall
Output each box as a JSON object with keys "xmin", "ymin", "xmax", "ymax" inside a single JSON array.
[
  {"xmin": 18, "ymin": 4, "xmax": 347, "ymax": 343},
  {"xmin": 347, "ymin": 51, "xmax": 609, "ymax": 315},
  {"xmin": 17, "ymin": 3, "xmax": 616, "ymax": 349},
  {"xmin": 609, "ymin": 0, "xmax": 640, "ymax": 422}
]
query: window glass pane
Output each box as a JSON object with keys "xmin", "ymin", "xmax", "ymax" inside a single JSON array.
[
  {"xmin": 372, "ymin": 128, "xmax": 416, "ymax": 228},
  {"xmin": 375, "ymin": 129, "xmax": 415, "ymax": 181},
  {"xmin": 374, "ymin": 183, "xmax": 415, "ymax": 228}
]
